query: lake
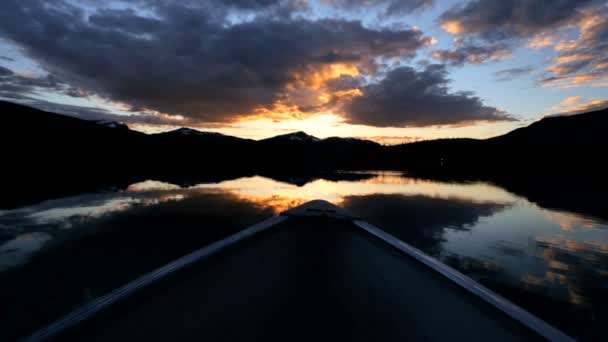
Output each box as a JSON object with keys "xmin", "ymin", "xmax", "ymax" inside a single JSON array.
[{"xmin": 1, "ymin": 171, "xmax": 606, "ymax": 340}]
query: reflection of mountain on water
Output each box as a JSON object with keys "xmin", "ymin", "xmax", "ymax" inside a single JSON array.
[
  {"xmin": 258, "ymin": 171, "xmax": 377, "ymax": 187},
  {"xmin": 0, "ymin": 171, "xmax": 376, "ymax": 210},
  {"xmin": 342, "ymin": 194, "xmax": 509, "ymax": 255}
]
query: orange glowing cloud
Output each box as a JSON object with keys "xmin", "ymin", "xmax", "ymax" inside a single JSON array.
[
  {"xmin": 594, "ymin": 60, "xmax": 608, "ymax": 70},
  {"xmin": 550, "ymin": 96, "xmax": 608, "ymax": 114},
  {"xmin": 239, "ymin": 63, "xmax": 363, "ymax": 123},
  {"xmin": 441, "ymin": 20, "xmax": 464, "ymax": 34},
  {"xmin": 562, "ymin": 96, "xmax": 582, "ymax": 106},
  {"xmin": 527, "ymin": 34, "xmax": 554, "ymax": 49},
  {"xmin": 543, "ymin": 11, "xmax": 608, "ymax": 87},
  {"xmin": 292, "ymin": 63, "xmax": 359, "ymax": 90},
  {"xmin": 554, "ymin": 40, "xmax": 578, "ymax": 52},
  {"xmin": 553, "ymin": 53, "xmax": 597, "ymax": 65},
  {"xmin": 542, "ymin": 73, "xmax": 608, "ymax": 88}
]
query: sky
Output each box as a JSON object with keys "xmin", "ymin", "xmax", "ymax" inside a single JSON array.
[{"xmin": 0, "ymin": 0, "xmax": 607, "ymax": 143}]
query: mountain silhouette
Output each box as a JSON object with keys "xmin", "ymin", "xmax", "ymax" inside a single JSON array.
[{"xmin": 4, "ymin": 100, "xmax": 606, "ymax": 171}]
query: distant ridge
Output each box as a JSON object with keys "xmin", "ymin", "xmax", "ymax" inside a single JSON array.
[
  {"xmin": 2, "ymin": 99, "xmax": 607, "ymax": 174},
  {"xmin": 261, "ymin": 131, "xmax": 321, "ymax": 143}
]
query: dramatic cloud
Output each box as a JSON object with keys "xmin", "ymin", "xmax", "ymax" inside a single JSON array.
[
  {"xmin": 435, "ymin": 0, "xmax": 608, "ymax": 82},
  {"xmin": 494, "ymin": 66, "xmax": 534, "ymax": 81},
  {"xmin": 339, "ymin": 64, "xmax": 514, "ymax": 127},
  {"xmin": 438, "ymin": 0, "xmax": 601, "ymax": 38},
  {"xmin": 0, "ymin": 0, "xmax": 435, "ymax": 126},
  {"xmin": 0, "ymin": 56, "xmax": 15, "ymax": 62}
]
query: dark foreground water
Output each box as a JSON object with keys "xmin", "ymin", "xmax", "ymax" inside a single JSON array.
[{"xmin": 1, "ymin": 172, "xmax": 606, "ymax": 340}]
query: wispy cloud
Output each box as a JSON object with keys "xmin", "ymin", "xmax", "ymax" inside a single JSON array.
[{"xmin": 494, "ymin": 66, "xmax": 534, "ymax": 81}]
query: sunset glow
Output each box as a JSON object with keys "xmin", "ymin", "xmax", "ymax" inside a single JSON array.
[{"xmin": 0, "ymin": 0, "xmax": 606, "ymax": 141}]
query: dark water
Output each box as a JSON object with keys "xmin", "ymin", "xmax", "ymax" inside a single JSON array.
[{"xmin": 1, "ymin": 172, "xmax": 606, "ymax": 340}]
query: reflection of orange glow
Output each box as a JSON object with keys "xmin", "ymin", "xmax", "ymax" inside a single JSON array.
[
  {"xmin": 361, "ymin": 174, "xmax": 432, "ymax": 185},
  {"xmin": 127, "ymin": 180, "xmax": 180, "ymax": 192},
  {"xmin": 522, "ymin": 274, "xmax": 545, "ymax": 287},
  {"xmin": 568, "ymin": 287, "xmax": 586, "ymax": 305},
  {"xmin": 546, "ymin": 271, "xmax": 568, "ymax": 285},
  {"xmin": 191, "ymin": 173, "xmax": 516, "ymax": 211},
  {"xmin": 529, "ymin": 232, "xmax": 608, "ymax": 306},
  {"xmin": 235, "ymin": 193, "xmax": 308, "ymax": 214},
  {"xmin": 543, "ymin": 210, "xmax": 599, "ymax": 231},
  {"xmin": 362, "ymin": 136, "xmax": 424, "ymax": 145},
  {"xmin": 441, "ymin": 20, "xmax": 464, "ymax": 34},
  {"xmin": 547, "ymin": 260, "xmax": 570, "ymax": 271}
]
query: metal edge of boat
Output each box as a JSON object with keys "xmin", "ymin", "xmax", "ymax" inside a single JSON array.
[{"xmin": 23, "ymin": 200, "xmax": 575, "ymax": 342}]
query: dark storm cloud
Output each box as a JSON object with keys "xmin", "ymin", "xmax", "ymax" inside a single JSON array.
[
  {"xmin": 494, "ymin": 66, "xmax": 534, "ymax": 81},
  {"xmin": 323, "ymin": 0, "xmax": 433, "ymax": 16},
  {"xmin": 0, "ymin": 0, "xmax": 432, "ymax": 125},
  {"xmin": 341, "ymin": 64, "xmax": 514, "ymax": 127},
  {"xmin": 0, "ymin": 56, "xmax": 15, "ymax": 62}
]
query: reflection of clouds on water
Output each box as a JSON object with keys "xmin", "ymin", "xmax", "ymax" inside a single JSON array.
[
  {"xmin": 342, "ymin": 193, "xmax": 510, "ymax": 255},
  {"xmin": 518, "ymin": 235, "xmax": 608, "ymax": 308},
  {"xmin": 542, "ymin": 210, "xmax": 605, "ymax": 231},
  {"xmin": 0, "ymin": 232, "xmax": 52, "ymax": 271},
  {"xmin": 125, "ymin": 180, "xmax": 181, "ymax": 192},
  {"xmin": 490, "ymin": 240, "xmax": 527, "ymax": 258}
]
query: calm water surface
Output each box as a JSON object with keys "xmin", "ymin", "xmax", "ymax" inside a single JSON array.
[{"xmin": 0, "ymin": 172, "xmax": 606, "ymax": 340}]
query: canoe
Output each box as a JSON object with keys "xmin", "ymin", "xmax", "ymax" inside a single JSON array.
[{"xmin": 25, "ymin": 200, "xmax": 574, "ymax": 341}]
